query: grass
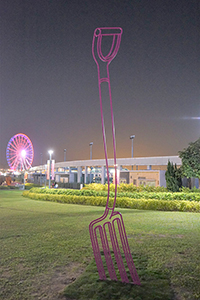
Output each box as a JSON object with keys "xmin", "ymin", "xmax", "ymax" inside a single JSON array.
[{"xmin": 0, "ymin": 190, "xmax": 200, "ymax": 299}]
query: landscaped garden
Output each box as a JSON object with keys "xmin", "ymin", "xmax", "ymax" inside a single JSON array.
[{"xmin": 0, "ymin": 188, "xmax": 200, "ymax": 299}]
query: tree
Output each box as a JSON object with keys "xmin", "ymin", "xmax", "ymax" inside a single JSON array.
[
  {"xmin": 178, "ymin": 138, "xmax": 200, "ymax": 183},
  {"xmin": 165, "ymin": 161, "xmax": 182, "ymax": 192}
]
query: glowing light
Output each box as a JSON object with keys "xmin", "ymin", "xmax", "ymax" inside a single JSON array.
[
  {"xmin": 182, "ymin": 117, "xmax": 200, "ymax": 120},
  {"xmin": 21, "ymin": 150, "xmax": 26, "ymax": 157}
]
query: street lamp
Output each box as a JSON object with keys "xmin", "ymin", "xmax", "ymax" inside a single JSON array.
[
  {"xmin": 130, "ymin": 135, "xmax": 135, "ymax": 158},
  {"xmin": 130, "ymin": 135, "xmax": 135, "ymax": 170},
  {"xmin": 89, "ymin": 142, "xmax": 93, "ymax": 183},
  {"xmin": 40, "ymin": 153, "xmax": 43, "ymax": 186},
  {"xmin": 21, "ymin": 150, "xmax": 26, "ymax": 187},
  {"xmin": 89, "ymin": 142, "xmax": 93, "ymax": 160},
  {"xmin": 48, "ymin": 150, "xmax": 53, "ymax": 189},
  {"xmin": 64, "ymin": 149, "xmax": 66, "ymax": 162}
]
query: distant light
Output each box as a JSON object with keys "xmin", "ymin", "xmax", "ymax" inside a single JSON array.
[
  {"xmin": 130, "ymin": 135, "xmax": 135, "ymax": 139},
  {"xmin": 21, "ymin": 150, "xmax": 26, "ymax": 157},
  {"xmin": 48, "ymin": 150, "xmax": 53, "ymax": 155},
  {"xmin": 182, "ymin": 117, "xmax": 200, "ymax": 120},
  {"xmin": 14, "ymin": 171, "xmax": 20, "ymax": 175}
]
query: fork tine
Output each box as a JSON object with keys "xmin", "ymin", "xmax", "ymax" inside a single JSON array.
[
  {"xmin": 106, "ymin": 221, "xmax": 129, "ymax": 283},
  {"xmin": 91, "ymin": 219, "xmax": 140, "ymax": 284},
  {"xmin": 98, "ymin": 225, "xmax": 118, "ymax": 281},
  {"xmin": 114, "ymin": 216, "xmax": 141, "ymax": 285},
  {"xmin": 91, "ymin": 227, "xmax": 106, "ymax": 280},
  {"xmin": 89, "ymin": 212, "xmax": 109, "ymax": 280}
]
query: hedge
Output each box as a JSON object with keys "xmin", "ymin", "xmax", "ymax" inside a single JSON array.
[
  {"xmin": 0, "ymin": 183, "xmax": 41, "ymax": 190},
  {"xmin": 84, "ymin": 183, "xmax": 200, "ymax": 194},
  {"xmin": 22, "ymin": 190, "xmax": 200, "ymax": 213},
  {"xmin": 28, "ymin": 187, "xmax": 200, "ymax": 202},
  {"xmin": 0, "ymin": 185, "xmax": 17, "ymax": 190},
  {"xmin": 83, "ymin": 183, "xmax": 168, "ymax": 193}
]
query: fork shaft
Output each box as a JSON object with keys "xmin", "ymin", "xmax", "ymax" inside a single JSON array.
[{"xmin": 98, "ymin": 72, "xmax": 117, "ymax": 210}]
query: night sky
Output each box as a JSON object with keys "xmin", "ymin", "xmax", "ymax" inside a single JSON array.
[{"xmin": 0, "ymin": 0, "xmax": 200, "ymax": 168}]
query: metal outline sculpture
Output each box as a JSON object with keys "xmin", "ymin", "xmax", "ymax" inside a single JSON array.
[
  {"xmin": 89, "ymin": 28, "xmax": 140, "ymax": 285},
  {"xmin": 6, "ymin": 133, "xmax": 34, "ymax": 171}
]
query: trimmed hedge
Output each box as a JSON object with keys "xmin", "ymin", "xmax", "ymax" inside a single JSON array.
[
  {"xmin": 0, "ymin": 183, "xmax": 41, "ymax": 190},
  {"xmin": 83, "ymin": 183, "xmax": 168, "ymax": 193},
  {"xmin": 29, "ymin": 187, "xmax": 200, "ymax": 202},
  {"xmin": 0, "ymin": 185, "xmax": 17, "ymax": 190},
  {"xmin": 22, "ymin": 190, "xmax": 200, "ymax": 213},
  {"xmin": 24, "ymin": 183, "xmax": 42, "ymax": 190},
  {"xmin": 85, "ymin": 183, "xmax": 200, "ymax": 193}
]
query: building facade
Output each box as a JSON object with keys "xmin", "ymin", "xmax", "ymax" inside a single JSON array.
[{"xmin": 29, "ymin": 156, "xmax": 182, "ymax": 187}]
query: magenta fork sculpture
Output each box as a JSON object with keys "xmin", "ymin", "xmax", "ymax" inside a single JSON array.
[{"xmin": 89, "ymin": 27, "xmax": 141, "ymax": 285}]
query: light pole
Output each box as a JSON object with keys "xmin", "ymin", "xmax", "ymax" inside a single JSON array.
[
  {"xmin": 64, "ymin": 149, "xmax": 66, "ymax": 161},
  {"xmin": 89, "ymin": 142, "xmax": 93, "ymax": 160},
  {"xmin": 48, "ymin": 150, "xmax": 53, "ymax": 189},
  {"xmin": 21, "ymin": 150, "xmax": 26, "ymax": 187},
  {"xmin": 89, "ymin": 142, "xmax": 93, "ymax": 183},
  {"xmin": 130, "ymin": 135, "xmax": 135, "ymax": 170},
  {"xmin": 40, "ymin": 153, "xmax": 43, "ymax": 185}
]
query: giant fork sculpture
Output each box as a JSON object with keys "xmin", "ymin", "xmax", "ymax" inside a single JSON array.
[{"xmin": 89, "ymin": 27, "xmax": 141, "ymax": 285}]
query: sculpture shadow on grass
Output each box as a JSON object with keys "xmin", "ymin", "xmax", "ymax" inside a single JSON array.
[{"xmin": 64, "ymin": 252, "xmax": 173, "ymax": 300}]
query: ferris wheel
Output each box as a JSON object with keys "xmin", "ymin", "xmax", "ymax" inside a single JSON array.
[{"xmin": 6, "ymin": 133, "xmax": 34, "ymax": 171}]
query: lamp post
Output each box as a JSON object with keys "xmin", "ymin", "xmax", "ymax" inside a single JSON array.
[
  {"xmin": 130, "ymin": 135, "xmax": 135, "ymax": 158},
  {"xmin": 64, "ymin": 149, "xmax": 66, "ymax": 162},
  {"xmin": 89, "ymin": 142, "xmax": 93, "ymax": 183},
  {"xmin": 40, "ymin": 153, "xmax": 43, "ymax": 186},
  {"xmin": 130, "ymin": 135, "xmax": 135, "ymax": 170},
  {"xmin": 48, "ymin": 150, "xmax": 53, "ymax": 189},
  {"xmin": 89, "ymin": 142, "xmax": 93, "ymax": 160}
]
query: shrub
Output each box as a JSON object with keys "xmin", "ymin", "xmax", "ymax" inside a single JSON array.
[
  {"xmin": 23, "ymin": 190, "xmax": 200, "ymax": 213},
  {"xmin": 165, "ymin": 161, "xmax": 182, "ymax": 192},
  {"xmin": 83, "ymin": 183, "xmax": 168, "ymax": 193},
  {"xmin": 28, "ymin": 187, "xmax": 200, "ymax": 202},
  {"xmin": 25, "ymin": 183, "xmax": 42, "ymax": 190},
  {"xmin": 0, "ymin": 185, "xmax": 18, "ymax": 190}
]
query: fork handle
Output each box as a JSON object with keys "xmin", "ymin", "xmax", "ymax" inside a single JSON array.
[
  {"xmin": 98, "ymin": 76, "xmax": 117, "ymax": 211},
  {"xmin": 92, "ymin": 28, "xmax": 122, "ymax": 211}
]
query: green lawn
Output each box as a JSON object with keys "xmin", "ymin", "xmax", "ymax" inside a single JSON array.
[{"xmin": 0, "ymin": 190, "xmax": 200, "ymax": 300}]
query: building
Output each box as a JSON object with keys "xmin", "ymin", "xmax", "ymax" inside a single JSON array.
[{"xmin": 29, "ymin": 156, "xmax": 182, "ymax": 187}]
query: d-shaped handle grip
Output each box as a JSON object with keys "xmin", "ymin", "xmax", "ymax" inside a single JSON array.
[{"xmin": 92, "ymin": 27, "xmax": 123, "ymax": 64}]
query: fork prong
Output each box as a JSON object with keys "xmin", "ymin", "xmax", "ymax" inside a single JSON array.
[
  {"xmin": 105, "ymin": 221, "xmax": 129, "ymax": 283},
  {"xmin": 89, "ymin": 213, "xmax": 109, "ymax": 280},
  {"xmin": 92, "ymin": 227, "xmax": 106, "ymax": 280},
  {"xmin": 90, "ymin": 213, "xmax": 140, "ymax": 285},
  {"xmin": 113, "ymin": 216, "xmax": 141, "ymax": 285},
  {"xmin": 98, "ymin": 225, "xmax": 118, "ymax": 281}
]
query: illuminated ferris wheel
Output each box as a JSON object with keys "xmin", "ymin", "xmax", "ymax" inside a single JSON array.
[{"xmin": 6, "ymin": 133, "xmax": 34, "ymax": 171}]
